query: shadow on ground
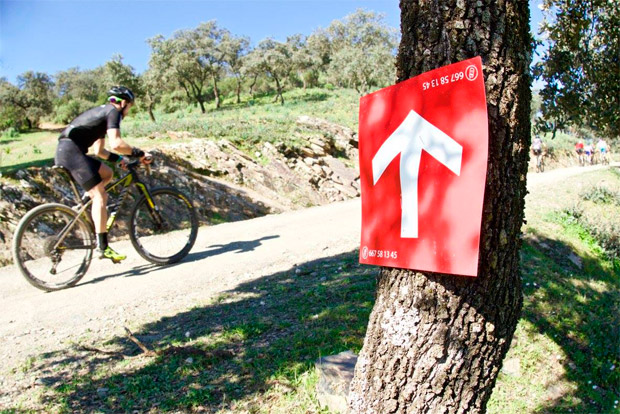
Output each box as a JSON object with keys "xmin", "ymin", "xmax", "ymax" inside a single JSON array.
[
  {"xmin": 76, "ymin": 235, "xmax": 281, "ymax": 288},
  {"xmin": 5, "ymin": 232, "xmax": 618, "ymax": 412},
  {"xmin": 19, "ymin": 250, "xmax": 376, "ymax": 412},
  {"xmin": 515, "ymin": 232, "xmax": 618, "ymax": 413}
]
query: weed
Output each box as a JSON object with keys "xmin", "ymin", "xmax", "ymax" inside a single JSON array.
[
  {"xmin": 580, "ymin": 185, "xmax": 620, "ymax": 205},
  {"xmin": 1, "ymin": 127, "xmax": 20, "ymax": 139}
]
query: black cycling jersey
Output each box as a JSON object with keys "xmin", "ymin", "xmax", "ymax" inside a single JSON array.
[{"xmin": 59, "ymin": 104, "xmax": 122, "ymax": 153}]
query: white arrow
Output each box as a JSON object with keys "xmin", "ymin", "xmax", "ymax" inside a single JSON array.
[{"xmin": 372, "ymin": 110, "xmax": 463, "ymax": 238}]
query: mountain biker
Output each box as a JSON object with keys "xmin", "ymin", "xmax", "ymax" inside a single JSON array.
[
  {"xmin": 596, "ymin": 138, "xmax": 609, "ymax": 161},
  {"xmin": 575, "ymin": 139, "xmax": 584, "ymax": 154},
  {"xmin": 54, "ymin": 86, "xmax": 152, "ymax": 262},
  {"xmin": 532, "ymin": 135, "xmax": 543, "ymax": 157},
  {"xmin": 584, "ymin": 140, "xmax": 594, "ymax": 164}
]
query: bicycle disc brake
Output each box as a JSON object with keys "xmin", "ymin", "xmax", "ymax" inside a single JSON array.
[{"xmin": 43, "ymin": 236, "xmax": 63, "ymax": 275}]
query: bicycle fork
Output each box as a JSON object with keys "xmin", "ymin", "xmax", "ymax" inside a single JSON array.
[{"xmin": 135, "ymin": 183, "xmax": 165, "ymax": 228}]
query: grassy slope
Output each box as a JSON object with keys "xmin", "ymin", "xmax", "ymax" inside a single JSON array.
[
  {"xmin": 1, "ymin": 88, "xmax": 360, "ymax": 175},
  {"xmin": 1, "ymin": 89, "xmax": 618, "ymax": 413}
]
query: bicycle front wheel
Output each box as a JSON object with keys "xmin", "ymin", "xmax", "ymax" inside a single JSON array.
[
  {"xmin": 130, "ymin": 188, "xmax": 198, "ymax": 265},
  {"xmin": 12, "ymin": 203, "xmax": 94, "ymax": 291}
]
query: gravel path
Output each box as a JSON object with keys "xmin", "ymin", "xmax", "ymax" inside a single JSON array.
[
  {"xmin": 1, "ymin": 162, "xmax": 616, "ymax": 377},
  {"xmin": 0, "ymin": 198, "xmax": 361, "ymax": 374}
]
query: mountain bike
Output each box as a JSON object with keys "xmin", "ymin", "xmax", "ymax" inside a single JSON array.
[
  {"xmin": 576, "ymin": 149, "xmax": 585, "ymax": 166},
  {"xmin": 12, "ymin": 159, "xmax": 198, "ymax": 292}
]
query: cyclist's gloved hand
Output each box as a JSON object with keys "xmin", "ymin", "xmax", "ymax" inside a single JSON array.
[{"xmin": 141, "ymin": 152, "xmax": 153, "ymax": 165}]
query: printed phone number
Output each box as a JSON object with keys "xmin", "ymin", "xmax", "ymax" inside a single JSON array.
[
  {"xmin": 362, "ymin": 246, "xmax": 398, "ymax": 260},
  {"xmin": 422, "ymin": 65, "xmax": 479, "ymax": 91}
]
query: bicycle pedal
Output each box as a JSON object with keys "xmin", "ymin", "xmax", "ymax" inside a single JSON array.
[{"xmin": 111, "ymin": 258, "xmax": 122, "ymax": 264}]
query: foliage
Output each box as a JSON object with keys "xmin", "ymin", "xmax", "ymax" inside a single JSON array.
[
  {"xmin": 1, "ymin": 127, "xmax": 20, "ymax": 139},
  {"xmin": 580, "ymin": 185, "xmax": 620, "ymax": 206},
  {"xmin": 315, "ymin": 9, "xmax": 398, "ymax": 93},
  {"xmin": 53, "ymin": 98, "xmax": 93, "ymax": 124},
  {"xmin": 0, "ymin": 72, "xmax": 54, "ymax": 130},
  {"xmin": 103, "ymin": 54, "xmax": 141, "ymax": 97},
  {"xmin": 54, "ymin": 67, "xmax": 105, "ymax": 103},
  {"xmin": 0, "ymin": 9, "xmax": 398, "ymax": 130},
  {"xmin": 533, "ymin": 0, "xmax": 619, "ymax": 139},
  {"xmin": 245, "ymin": 38, "xmax": 295, "ymax": 105}
]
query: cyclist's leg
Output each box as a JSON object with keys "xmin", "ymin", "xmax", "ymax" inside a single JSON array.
[
  {"xmin": 88, "ymin": 181, "xmax": 108, "ymax": 234},
  {"xmin": 87, "ymin": 164, "xmax": 125, "ymax": 261}
]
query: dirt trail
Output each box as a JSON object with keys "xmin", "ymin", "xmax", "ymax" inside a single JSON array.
[
  {"xmin": 0, "ymin": 162, "xmax": 617, "ymax": 375},
  {"xmin": 0, "ymin": 199, "xmax": 361, "ymax": 373}
]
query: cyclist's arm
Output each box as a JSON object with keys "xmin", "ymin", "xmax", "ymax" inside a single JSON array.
[
  {"xmin": 92, "ymin": 138, "xmax": 113, "ymax": 160},
  {"xmin": 107, "ymin": 128, "xmax": 133, "ymax": 156},
  {"xmin": 107, "ymin": 128, "xmax": 153, "ymax": 163}
]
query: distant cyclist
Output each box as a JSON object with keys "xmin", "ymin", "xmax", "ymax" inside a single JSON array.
[
  {"xmin": 532, "ymin": 135, "xmax": 543, "ymax": 156},
  {"xmin": 596, "ymin": 138, "xmax": 609, "ymax": 164},
  {"xmin": 55, "ymin": 86, "xmax": 152, "ymax": 262},
  {"xmin": 584, "ymin": 140, "xmax": 594, "ymax": 164},
  {"xmin": 575, "ymin": 139, "xmax": 585, "ymax": 165},
  {"xmin": 532, "ymin": 135, "xmax": 544, "ymax": 172}
]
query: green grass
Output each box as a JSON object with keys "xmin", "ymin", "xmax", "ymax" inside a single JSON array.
[
  {"xmin": 6, "ymin": 254, "xmax": 374, "ymax": 413},
  {"xmin": 0, "ymin": 130, "xmax": 58, "ymax": 175}
]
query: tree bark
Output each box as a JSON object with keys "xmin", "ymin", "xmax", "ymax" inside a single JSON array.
[
  {"xmin": 273, "ymin": 76, "xmax": 284, "ymax": 105},
  {"xmin": 235, "ymin": 76, "xmax": 242, "ymax": 104},
  {"xmin": 348, "ymin": 1, "xmax": 532, "ymax": 413},
  {"xmin": 212, "ymin": 72, "xmax": 221, "ymax": 109}
]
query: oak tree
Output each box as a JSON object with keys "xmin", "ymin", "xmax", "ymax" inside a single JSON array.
[{"xmin": 348, "ymin": 0, "xmax": 532, "ymax": 412}]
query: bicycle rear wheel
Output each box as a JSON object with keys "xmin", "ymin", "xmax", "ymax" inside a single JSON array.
[
  {"xmin": 130, "ymin": 187, "xmax": 198, "ymax": 265},
  {"xmin": 12, "ymin": 203, "xmax": 94, "ymax": 291}
]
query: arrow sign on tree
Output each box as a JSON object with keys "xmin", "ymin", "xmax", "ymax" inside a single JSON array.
[
  {"xmin": 359, "ymin": 56, "xmax": 487, "ymax": 276},
  {"xmin": 372, "ymin": 109, "xmax": 463, "ymax": 238}
]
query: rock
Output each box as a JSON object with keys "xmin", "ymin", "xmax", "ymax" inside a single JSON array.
[
  {"xmin": 502, "ymin": 358, "xmax": 521, "ymax": 377},
  {"xmin": 316, "ymin": 350, "xmax": 358, "ymax": 413},
  {"xmin": 568, "ymin": 252, "xmax": 583, "ymax": 269}
]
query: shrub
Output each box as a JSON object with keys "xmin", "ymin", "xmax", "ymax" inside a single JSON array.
[
  {"xmin": 54, "ymin": 99, "xmax": 94, "ymax": 124},
  {"xmin": 1, "ymin": 127, "xmax": 20, "ymax": 139},
  {"xmin": 580, "ymin": 185, "xmax": 620, "ymax": 205}
]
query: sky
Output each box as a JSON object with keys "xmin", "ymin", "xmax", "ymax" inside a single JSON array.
[{"xmin": 0, "ymin": 0, "xmax": 544, "ymax": 85}]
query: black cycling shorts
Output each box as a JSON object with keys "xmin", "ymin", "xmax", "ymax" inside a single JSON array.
[{"xmin": 55, "ymin": 139, "xmax": 102, "ymax": 191}]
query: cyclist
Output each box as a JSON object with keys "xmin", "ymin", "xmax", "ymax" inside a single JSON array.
[
  {"xmin": 532, "ymin": 134, "xmax": 543, "ymax": 159},
  {"xmin": 54, "ymin": 86, "xmax": 152, "ymax": 262},
  {"xmin": 596, "ymin": 138, "xmax": 609, "ymax": 163},
  {"xmin": 584, "ymin": 140, "xmax": 594, "ymax": 164},
  {"xmin": 575, "ymin": 139, "xmax": 585, "ymax": 165}
]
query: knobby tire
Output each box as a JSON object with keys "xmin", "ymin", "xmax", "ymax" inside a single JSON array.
[
  {"xmin": 129, "ymin": 187, "xmax": 198, "ymax": 265},
  {"xmin": 12, "ymin": 203, "xmax": 94, "ymax": 291}
]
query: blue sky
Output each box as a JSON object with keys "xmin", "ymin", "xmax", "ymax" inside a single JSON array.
[{"xmin": 0, "ymin": 0, "xmax": 543, "ymax": 84}]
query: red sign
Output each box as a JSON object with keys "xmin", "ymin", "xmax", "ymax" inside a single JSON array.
[{"xmin": 359, "ymin": 57, "xmax": 488, "ymax": 277}]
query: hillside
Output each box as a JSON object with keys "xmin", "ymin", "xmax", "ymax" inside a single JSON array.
[{"xmin": 0, "ymin": 88, "xmax": 618, "ymax": 413}]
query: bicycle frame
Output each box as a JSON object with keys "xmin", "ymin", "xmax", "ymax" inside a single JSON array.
[{"xmin": 52, "ymin": 163, "xmax": 157, "ymax": 251}]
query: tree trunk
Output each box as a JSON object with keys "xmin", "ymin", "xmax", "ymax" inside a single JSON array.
[
  {"xmin": 212, "ymin": 72, "xmax": 221, "ymax": 109},
  {"xmin": 348, "ymin": 1, "xmax": 532, "ymax": 413},
  {"xmin": 236, "ymin": 77, "xmax": 242, "ymax": 104},
  {"xmin": 249, "ymin": 74, "xmax": 258, "ymax": 98},
  {"xmin": 273, "ymin": 76, "xmax": 284, "ymax": 105},
  {"xmin": 148, "ymin": 103, "xmax": 156, "ymax": 122}
]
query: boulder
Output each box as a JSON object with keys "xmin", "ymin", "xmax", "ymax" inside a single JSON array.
[{"xmin": 315, "ymin": 350, "xmax": 358, "ymax": 414}]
